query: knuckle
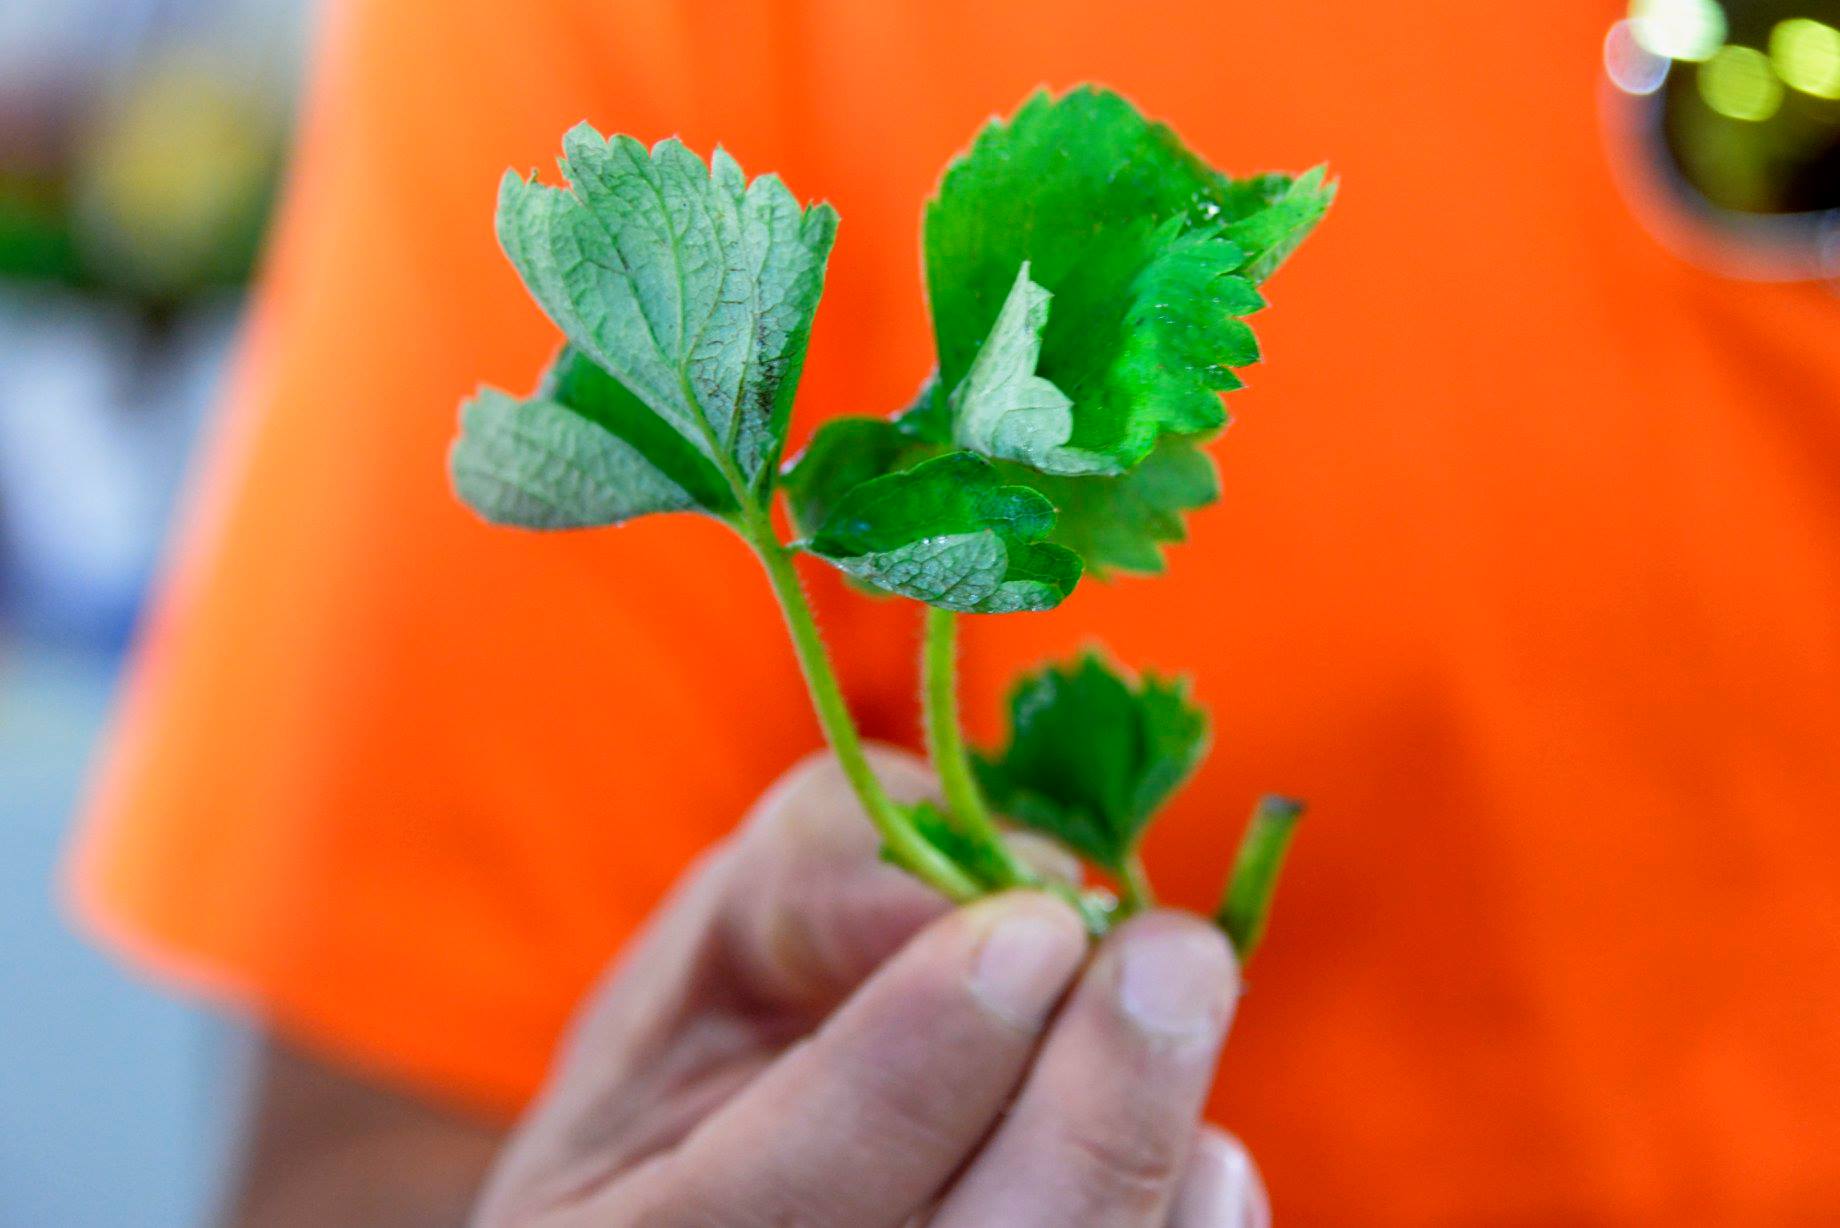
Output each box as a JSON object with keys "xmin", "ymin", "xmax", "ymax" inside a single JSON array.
[
  {"xmin": 1058, "ymin": 1119, "xmax": 1185, "ymax": 1210},
  {"xmin": 742, "ymin": 746, "xmax": 932, "ymax": 849},
  {"xmin": 745, "ymin": 755, "xmax": 872, "ymax": 853}
]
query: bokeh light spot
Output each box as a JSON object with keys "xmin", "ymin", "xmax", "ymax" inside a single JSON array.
[
  {"xmin": 1628, "ymin": 0, "xmax": 1728, "ymax": 63},
  {"xmin": 1699, "ymin": 44, "xmax": 1785, "ymax": 121},
  {"xmin": 1606, "ymin": 20, "xmax": 1672, "ymax": 94},
  {"xmin": 1770, "ymin": 17, "xmax": 1840, "ymax": 99}
]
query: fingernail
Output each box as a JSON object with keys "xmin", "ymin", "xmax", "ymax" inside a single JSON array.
[
  {"xmin": 1116, "ymin": 921, "xmax": 1235, "ymax": 1040},
  {"xmin": 1173, "ymin": 1135, "xmax": 1265, "ymax": 1228},
  {"xmin": 968, "ymin": 901, "xmax": 1084, "ymax": 1028}
]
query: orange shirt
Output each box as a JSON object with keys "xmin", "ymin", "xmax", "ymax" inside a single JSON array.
[{"xmin": 69, "ymin": 0, "xmax": 1840, "ymax": 1222}]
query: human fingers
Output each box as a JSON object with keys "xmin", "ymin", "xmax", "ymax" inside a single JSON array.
[
  {"xmin": 475, "ymin": 747, "xmax": 951, "ymax": 1221},
  {"xmin": 590, "ymin": 891, "xmax": 1089, "ymax": 1228},
  {"xmin": 718, "ymin": 745, "xmax": 958, "ymax": 1010},
  {"xmin": 555, "ymin": 745, "xmax": 953, "ymax": 1069},
  {"xmin": 1166, "ymin": 1127, "xmax": 1269, "ymax": 1228},
  {"xmin": 931, "ymin": 910, "xmax": 1238, "ymax": 1227}
]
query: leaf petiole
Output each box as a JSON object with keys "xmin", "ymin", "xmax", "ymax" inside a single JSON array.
[
  {"xmin": 920, "ymin": 607, "xmax": 1037, "ymax": 888},
  {"xmin": 740, "ymin": 501, "xmax": 981, "ymax": 902},
  {"xmin": 1117, "ymin": 851, "xmax": 1157, "ymax": 918},
  {"xmin": 921, "ymin": 611, "xmax": 1117, "ymax": 936}
]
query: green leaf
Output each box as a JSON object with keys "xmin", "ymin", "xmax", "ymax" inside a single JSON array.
[
  {"xmin": 783, "ymin": 90, "xmax": 1334, "ymax": 598},
  {"xmin": 786, "ymin": 415, "xmax": 1217, "ymax": 580},
  {"xmin": 800, "ymin": 452, "xmax": 1081, "ymax": 613},
  {"xmin": 976, "ymin": 651, "xmax": 1209, "ymax": 871},
  {"xmin": 451, "ymin": 345, "xmax": 739, "ymax": 529},
  {"xmin": 496, "ymin": 125, "xmax": 837, "ymax": 490},
  {"xmin": 450, "ymin": 389, "xmax": 693, "ymax": 529},
  {"xmin": 1217, "ymin": 165, "xmax": 1337, "ymax": 284},
  {"xmin": 536, "ymin": 344, "xmax": 739, "ymax": 513},
  {"xmin": 1012, "ymin": 436, "xmax": 1219, "ymax": 576},
  {"xmin": 882, "ymin": 800, "xmax": 1014, "ymax": 890},
  {"xmin": 783, "ymin": 411, "xmax": 936, "ymax": 539},
  {"xmin": 924, "ymin": 87, "xmax": 1302, "ymax": 472}
]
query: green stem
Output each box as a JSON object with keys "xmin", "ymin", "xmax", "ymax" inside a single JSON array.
[
  {"xmin": 920, "ymin": 607, "xmax": 1034, "ymax": 889},
  {"xmin": 919, "ymin": 610, "xmax": 1116, "ymax": 936},
  {"xmin": 742, "ymin": 504, "xmax": 980, "ymax": 902},
  {"xmin": 1215, "ymin": 795, "xmax": 1305, "ymax": 961},
  {"xmin": 1117, "ymin": 852, "xmax": 1156, "ymax": 917}
]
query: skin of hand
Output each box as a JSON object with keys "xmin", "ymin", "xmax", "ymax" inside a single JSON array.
[{"xmin": 469, "ymin": 747, "xmax": 1268, "ymax": 1228}]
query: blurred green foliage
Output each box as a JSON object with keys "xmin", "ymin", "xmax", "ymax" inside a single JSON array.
[{"xmin": 0, "ymin": 51, "xmax": 285, "ymax": 308}]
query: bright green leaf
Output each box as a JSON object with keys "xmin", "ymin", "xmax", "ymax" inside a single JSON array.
[
  {"xmin": 783, "ymin": 410, "xmax": 936, "ymax": 539},
  {"xmin": 1217, "ymin": 165, "xmax": 1337, "ymax": 284},
  {"xmin": 801, "ymin": 452, "xmax": 1081, "ymax": 613},
  {"xmin": 496, "ymin": 125, "xmax": 837, "ymax": 489},
  {"xmin": 976, "ymin": 651, "xmax": 1209, "ymax": 870},
  {"xmin": 780, "ymin": 90, "xmax": 1331, "ymax": 591},
  {"xmin": 787, "ymin": 415, "xmax": 1218, "ymax": 579},
  {"xmin": 1013, "ymin": 437, "xmax": 1219, "ymax": 576},
  {"xmin": 924, "ymin": 87, "xmax": 1298, "ymax": 472}
]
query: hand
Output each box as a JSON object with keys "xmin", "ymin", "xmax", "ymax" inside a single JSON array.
[{"xmin": 472, "ymin": 748, "xmax": 1266, "ymax": 1227}]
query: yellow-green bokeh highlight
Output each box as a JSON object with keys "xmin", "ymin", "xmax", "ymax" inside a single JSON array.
[
  {"xmin": 1770, "ymin": 18, "xmax": 1840, "ymax": 99},
  {"xmin": 71, "ymin": 52, "xmax": 283, "ymax": 298},
  {"xmin": 1699, "ymin": 44, "xmax": 1786, "ymax": 121}
]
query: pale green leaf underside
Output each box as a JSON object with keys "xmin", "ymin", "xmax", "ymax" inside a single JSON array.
[
  {"xmin": 828, "ymin": 532, "xmax": 1052, "ymax": 613},
  {"xmin": 949, "ymin": 264, "xmax": 1111, "ymax": 477},
  {"xmin": 451, "ymin": 387, "xmax": 694, "ymax": 529},
  {"xmin": 801, "ymin": 452, "xmax": 1081, "ymax": 614},
  {"xmin": 497, "ymin": 125, "xmax": 837, "ymax": 487}
]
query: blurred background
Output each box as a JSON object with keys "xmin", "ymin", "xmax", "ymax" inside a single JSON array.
[
  {"xmin": 0, "ymin": 1, "xmax": 305, "ymax": 1222},
  {"xmin": 0, "ymin": 0, "xmax": 1836, "ymax": 1223}
]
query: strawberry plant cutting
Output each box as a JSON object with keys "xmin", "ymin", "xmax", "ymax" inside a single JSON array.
[{"xmin": 450, "ymin": 87, "xmax": 1331, "ymax": 952}]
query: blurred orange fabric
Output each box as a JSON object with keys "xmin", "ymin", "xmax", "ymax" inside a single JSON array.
[{"xmin": 67, "ymin": 0, "xmax": 1840, "ymax": 1222}]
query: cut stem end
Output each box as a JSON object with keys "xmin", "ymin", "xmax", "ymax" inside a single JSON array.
[{"xmin": 1215, "ymin": 794, "xmax": 1305, "ymax": 962}]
